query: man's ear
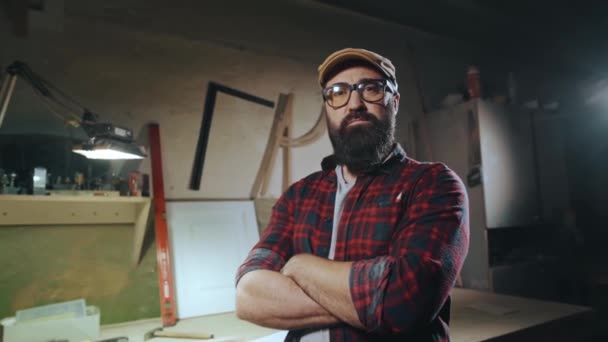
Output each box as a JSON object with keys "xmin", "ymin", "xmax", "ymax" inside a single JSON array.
[
  {"xmin": 322, "ymin": 102, "xmax": 330, "ymax": 115},
  {"xmin": 392, "ymin": 92, "xmax": 400, "ymax": 113}
]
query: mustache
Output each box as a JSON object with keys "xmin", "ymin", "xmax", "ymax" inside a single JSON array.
[{"xmin": 340, "ymin": 111, "xmax": 379, "ymax": 131}]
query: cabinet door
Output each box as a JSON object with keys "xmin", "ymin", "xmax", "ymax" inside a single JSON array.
[
  {"xmin": 478, "ymin": 101, "xmax": 540, "ymax": 228},
  {"xmin": 533, "ymin": 112, "xmax": 570, "ymax": 222},
  {"xmin": 490, "ymin": 261, "xmax": 560, "ymax": 300},
  {"xmin": 422, "ymin": 102, "xmax": 490, "ymax": 290}
]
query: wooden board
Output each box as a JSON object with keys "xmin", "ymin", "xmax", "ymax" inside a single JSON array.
[
  {"xmin": 451, "ymin": 288, "xmax": 592, "ymax": 341},
  {"xmin": 97, "ymin": 288, "xmax": 594, "ymax": 341}
]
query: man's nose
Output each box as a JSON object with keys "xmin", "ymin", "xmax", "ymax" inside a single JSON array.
[{"xmin": 347, "ymin": 89, "xmax": 366, "ymax": 112}]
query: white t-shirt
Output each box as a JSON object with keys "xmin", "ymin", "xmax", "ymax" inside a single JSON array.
[{"xmin": 301, "ymin": 165, "xmax": 355, "ymax": 342}]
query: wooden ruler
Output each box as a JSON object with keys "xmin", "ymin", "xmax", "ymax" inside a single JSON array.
[{"xmin": 148, "ymin": 123, "xmax": 178, "ymax": 326}]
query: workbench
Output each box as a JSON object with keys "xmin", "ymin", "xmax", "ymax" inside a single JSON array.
[{"xmin": 98, "ymin": 288, "xmax": 594, "ymax": 342}]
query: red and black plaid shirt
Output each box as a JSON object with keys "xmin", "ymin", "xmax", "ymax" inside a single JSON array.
[{"xmin": 237, "ymin": 144, "xmax": 469, "ymax": 341}]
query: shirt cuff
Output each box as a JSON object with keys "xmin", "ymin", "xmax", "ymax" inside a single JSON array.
[
  {"xmin": 349, "ymin": 256, "xmax": 392, "ymax": 332},
  {"xmin": 235, "ymin": 247, "xmax": 287, "ymax": 285}
]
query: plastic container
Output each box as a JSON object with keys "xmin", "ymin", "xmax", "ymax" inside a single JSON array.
[
  {"xmin": 2, "ymin": 303, "xmax": 100, "ymax": 342},
  {"xmin": 16, "ymin": 298, "xmax": 86, "ymax": 323}
]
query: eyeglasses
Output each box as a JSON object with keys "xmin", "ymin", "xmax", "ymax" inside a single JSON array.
[{"xmin": 322, "ymin": 79, "xmax": 395, "ymax": 109}]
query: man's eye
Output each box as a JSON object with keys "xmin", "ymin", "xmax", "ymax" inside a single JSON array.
[
  {"xmin": 331, "ymin": 88, "xmax": 347, "ymax": 96},
  {"xmin": 363, "ymin": 85, "xmax": 381, "ymax": 93}
]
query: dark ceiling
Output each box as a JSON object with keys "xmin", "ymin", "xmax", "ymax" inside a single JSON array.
[
  {"xmin": 316, "ymin": 0, "xmax": 605, "ymax": 45},
  {"xmin": 316, "ymin": 0, "xmax": 608, "ymax": 74},
  {"xmin": 2, "ymin": 0, "xmax": 607, "ymax": 75}
]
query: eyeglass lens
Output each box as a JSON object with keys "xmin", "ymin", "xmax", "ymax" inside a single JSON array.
[{"xmin": 324, "ymin": 80, "xmax": 386, "ymax": 108}]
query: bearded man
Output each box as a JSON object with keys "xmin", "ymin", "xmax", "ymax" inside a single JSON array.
[{"xmin": 235, "ymin": 48, "xmax": 470, "ymax": 342}]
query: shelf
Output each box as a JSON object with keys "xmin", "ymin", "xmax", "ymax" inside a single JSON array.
[{"xmin": 0, "ymin": 194, "xmax": 151, "ymax": 268}]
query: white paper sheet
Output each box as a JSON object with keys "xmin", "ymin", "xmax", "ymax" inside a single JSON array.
[{"xmin": 166, "ymin": 201, "xmax": 260, "ymax": 318}]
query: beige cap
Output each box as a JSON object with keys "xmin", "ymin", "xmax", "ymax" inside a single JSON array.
[{"xmin": 318, "ymin": 48, "xmax": 397, "ymax": 87}]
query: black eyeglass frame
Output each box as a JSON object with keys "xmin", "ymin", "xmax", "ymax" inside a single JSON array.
[{"xmin": 321, "ymin": 78, "xmax": 397, "ymax": 109}]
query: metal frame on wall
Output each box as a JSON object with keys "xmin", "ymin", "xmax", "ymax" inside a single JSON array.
[{"xmin": 189, "ymin": 82, "xmax": 274, "ymax": 191}]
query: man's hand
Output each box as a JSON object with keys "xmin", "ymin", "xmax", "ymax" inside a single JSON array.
[
  {"xmin": 280, "ymin": 253, "xmax": 312, "ymax": 278},
  {"xmin": 281, "ymin": 254, "xmax": 365, "ymax": 330}
]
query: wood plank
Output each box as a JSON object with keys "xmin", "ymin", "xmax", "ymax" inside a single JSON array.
[
  {"xmin": 253, "ymin": 198, "xmax": 276, "ymax": 234},
  {"xmin": 0, "ymin": 195, "xmax": 148, "ymax": 226},
  {"xmin": 249, "ymin": 94, "xmax": 289, "ymax": 199},
  {"xmin": 131, "ymin": 200, "xmax": 152, "ymax": 267}
]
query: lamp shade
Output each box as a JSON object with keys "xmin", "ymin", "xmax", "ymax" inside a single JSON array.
[{"xmin": 72, "ymin": 137, "xmax": 146, "ymax": 160}]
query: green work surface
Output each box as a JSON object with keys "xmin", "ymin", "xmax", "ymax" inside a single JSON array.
[{"xmin": 0, "ymin": 225, "xmax": 159, "ymax": 324}]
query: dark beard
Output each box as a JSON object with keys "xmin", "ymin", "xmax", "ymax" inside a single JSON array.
[{"xmin": 327, "ymin": 111, "xmax": 395, "ymax": 174}]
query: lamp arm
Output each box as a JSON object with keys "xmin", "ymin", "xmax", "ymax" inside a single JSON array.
[
  {"xmin": 0, "ymin": 70, "xmax": 18, "ymax": 128},
  {"xmin": 0, "ymin": 61, "xmax": 145, "ymax": 160},
  {"xmin": 0, "ymin": 61, "xmax": 86, "ymax": 129}
]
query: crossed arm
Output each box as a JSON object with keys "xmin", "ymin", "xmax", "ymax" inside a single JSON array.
[
  {"xmin": 236, "ymin": 254, "xmax": 362, "ymax": 330},
  {"xmin": 235, "ymin": 263, "xmax": 348, "ymax": 329},
  {"xmin": 235, "ymin": 164, "xmax": 469, "ymax": 333}
]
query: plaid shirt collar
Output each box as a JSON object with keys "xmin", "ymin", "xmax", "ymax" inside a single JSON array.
[{"xmin": 320, "ymin": 143, "xmax": 407, "ymax": 176}]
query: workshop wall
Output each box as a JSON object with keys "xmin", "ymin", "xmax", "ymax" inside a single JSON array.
[
  {"xmin": 0, "ymin": 21, "xmax": 328, "ymax": 199},
  {"xmin": 0, "ymin": 0, "xmax": 513, "ymax": 324},
  {"xmin": 0, "ymin": 0, "xmax": 510, "ymax": 200}
]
